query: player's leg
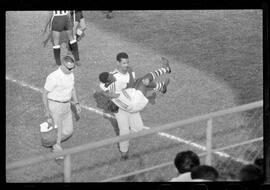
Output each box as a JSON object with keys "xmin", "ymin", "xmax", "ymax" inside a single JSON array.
[
  {"xmin": 51, "ymin": 16, "xmax": 67, "ymax": 66},
  {"xmin": 65, "ymin": 16, "xmax": 80, "ymax": 65},
  {"xmin": 52, "ymin": 31, "xmax": 61, "ymax": 65},
  {"xmin": 134, "ymin": 75, "xmax": 170, "ymax": 95},
  {"xmin": 151, "ymin": 78, "xmax": 170, "ymax": 94},
  {"xmin": 114, "ymin": 109, "xmax": 130, "ymax": 160},
  {"xmin": 73, "ymin": 21, "xmax": 80, "ymax": 40},
  {"xmin": 150, "ymin": 57, "xmax": 171, "ymax": 80}
]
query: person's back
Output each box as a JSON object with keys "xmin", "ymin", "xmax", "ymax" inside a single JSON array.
[
  {"xmin": 239, "ymin": 164, "xmax": 263, "ymax": 183},
  {"xmin": 170, "ymin": 150, "xmax": 200, "ymax": 182},
  {"xmin": 191, "ymin": 165, "xmax": 219, "ymax": 181}
]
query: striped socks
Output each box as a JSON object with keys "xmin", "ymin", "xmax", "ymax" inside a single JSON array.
[
  {"xmin": 153, "ymin": 81, "xmax": 165, "ymax": 92},
  {"xmin": 150, "ymin": 67, "xmax": 170, "ymax": 80}
]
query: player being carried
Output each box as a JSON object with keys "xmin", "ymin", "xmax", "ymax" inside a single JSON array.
[{"xmin": 98, "ymin": 57, "xmax": 171, "ymax": 113}]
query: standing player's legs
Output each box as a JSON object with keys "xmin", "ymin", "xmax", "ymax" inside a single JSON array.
[
  {"xmin": 64, "ymin": 16, "xmax": 80, "ymax": 65},
  {"xmin": 129, "ymin": 112, "xmax": 144, "ymax": 132},
  {"xmin": 51, "ymin": 16, "xmax": 66, "ymax": 66},
  {"xmin": 114, "ymin": 109, "xmax": 130, "ymax": 159}
]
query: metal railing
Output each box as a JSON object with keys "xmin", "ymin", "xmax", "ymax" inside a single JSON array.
[
  {"xmin": 101, "ymin": 137, "xmax": 263, "ymax": 182},
  {"xmin": 6, "ymin": 100, "xmax": 263, "ymax": 182}
]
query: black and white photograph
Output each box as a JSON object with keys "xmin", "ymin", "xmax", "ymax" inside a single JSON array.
[{"xmin": 5, "ymin": 10, "xmax": 265, "ymax": 184}]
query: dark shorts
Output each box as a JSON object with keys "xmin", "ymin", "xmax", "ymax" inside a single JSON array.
[{"xmin": 51, "ymin": 15, "xmax": 73, "ymax": 32}]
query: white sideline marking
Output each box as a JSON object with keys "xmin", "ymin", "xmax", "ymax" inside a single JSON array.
[{"xmin": 6, "ymin": 76, "xmax": 250, "ymax": 164}]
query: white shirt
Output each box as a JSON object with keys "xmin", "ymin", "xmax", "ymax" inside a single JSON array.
[
  {"xmin": 112, "ymin": 88, "xmax": 148, "ymax": 113},
  {"xmin": 99, "ymin": 69, "xmax": 135, "ymax": 93},
  {"xmin": 44, "ymin": 68, "xmax": 74, "ymax": 101},
  {"xmin": 170, "ymin": 172, "xmax": 192, "ymax": 182}
]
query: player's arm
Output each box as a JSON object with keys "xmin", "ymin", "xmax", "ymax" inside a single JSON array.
[
  {"xmin": 126, "ymin": 66, "xmax": 136, "ymax": 88},
  {"xmin": 101, "ymin": 89, "xmax": 120, "ymax": 99},
  {"xmin": 42, "ymin": 11, "xmax": 53, "ymax": 35},
  {"xmin": 97, "ymin": 83, "xmax": 120, "ymax": 98}
]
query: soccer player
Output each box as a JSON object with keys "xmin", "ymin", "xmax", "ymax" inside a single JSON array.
[{"xmin": 43, "ymin": 11, "xmax": 80, "ymax": 66}]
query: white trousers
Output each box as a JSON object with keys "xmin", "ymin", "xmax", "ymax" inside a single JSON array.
[
  {"xmin": 114, "ymin": 108, "xmax": 144, "ymax": 153},
  {"xmin": 48, "ymin": 100, "xmax": 73, "ymax": 138}
]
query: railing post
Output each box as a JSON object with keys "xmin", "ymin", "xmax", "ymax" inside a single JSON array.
[
  {"xmin": 206, "ymin": 118, "xmax": 213, "ymax": 165},
  {"xmin": 64, "ymin": 154, "xmax": 71, "ymax": 182}
]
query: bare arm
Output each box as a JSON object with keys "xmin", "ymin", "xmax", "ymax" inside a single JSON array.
[
  {"xmin": 43, "ymin": 11, "xmax": 53, "ymax": 35},
  {"xmin": 71, "ymin": 87, "xmax": 81, "ymax": 113},
  {"xmin": 95, "ymin": 84, "xmax": 120, "ymax": 99},
  {"xmin": 42, "ymin": 88, "xmax": 51, "ymax": 118}
]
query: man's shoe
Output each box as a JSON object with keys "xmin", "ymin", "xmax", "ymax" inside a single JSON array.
[
  {"xmin": 161, "ymin": 57, "xmax": 171, "ymax": 74},
  {"xmin": 120, "ymin": 151, "xmax": 129, "ymax": 161},
  {"xmin": 52, "ymin": 143, "xmax": 64, "ymax": 160},
  {"xmin": 161, "ymin": 78, "xmax": 170, "ymax": 94}
]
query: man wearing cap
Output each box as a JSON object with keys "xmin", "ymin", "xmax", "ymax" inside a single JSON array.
[{"xmin": 42, "ymin": 55, "xmax": 81, "ymax": 155}]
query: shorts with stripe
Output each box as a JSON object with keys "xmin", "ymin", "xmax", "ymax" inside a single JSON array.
[{"xmin": 51, "ymin": 15, "xmax": 73, "ymax": 32}]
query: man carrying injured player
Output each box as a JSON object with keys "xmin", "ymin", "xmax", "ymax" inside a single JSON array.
[{"xmin": 99, "ymin": 57, "xmax": 171, "ymax": 114}]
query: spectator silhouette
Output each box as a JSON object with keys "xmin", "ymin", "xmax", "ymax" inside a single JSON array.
[
  {"xmin": 254, "ymin": 157, "xmax": 263, "ymax": 171},
  {"xmin": 191, "ymin": 165, "xmax": 219, "ymax": 181},
  {"xmin": 238, "ymin": 164, "xmax": 263, "ymax": 183},
  {"xmin": 170, "ymin": 150, "xmax": 200, "ymax": 182}
]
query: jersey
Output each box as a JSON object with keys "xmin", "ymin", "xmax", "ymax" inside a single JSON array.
[
  {"xmin": 112, "ymin": 88, "xmax": 149, "ymax": 113},
  {"xmin": 99, "ymin": 69, "xmax": 134, "ymax": 93}
]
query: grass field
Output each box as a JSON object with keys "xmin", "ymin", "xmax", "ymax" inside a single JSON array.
[{"xmin": 6, "ymin": 11, "xmax": 263, "ymax": 182}]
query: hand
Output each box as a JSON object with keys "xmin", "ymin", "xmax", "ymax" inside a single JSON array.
[
  {"xmin": 45, "ymin": 110, "xmax": 53, "ymax": 122},
  {"xmin": 75, "ymin": 103, "xmax": 82, "ymax": 114}
]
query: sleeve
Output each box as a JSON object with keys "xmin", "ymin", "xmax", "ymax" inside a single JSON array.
[
  {"xmin": 132, "ymin": 71, "xmax": 135, "ymax": 79},
  {"xmin": 44, "ymin": 74, "xmax": 56, "ymax": 92},
  {"xmin": 99, "ymin": 82, "xmax": 109, "ymax": 91}
]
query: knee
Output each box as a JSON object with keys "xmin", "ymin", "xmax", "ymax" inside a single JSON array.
[{"xmin": 62, "ymin": 126, "xmax": 73, "ymax": 137}]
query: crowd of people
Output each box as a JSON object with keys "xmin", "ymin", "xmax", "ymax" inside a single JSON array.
[
  {"xmin": 154, "ymin": 151, "xmax": 264, "ymax": 182},
  {"xmin": 169, "ymin": 150, "xmax": 264, "ymax": 182}
]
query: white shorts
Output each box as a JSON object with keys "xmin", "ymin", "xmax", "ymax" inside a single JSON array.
[{"xmin": 112, "ymin": 88, "xmax": 148, "ymax": 113}]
